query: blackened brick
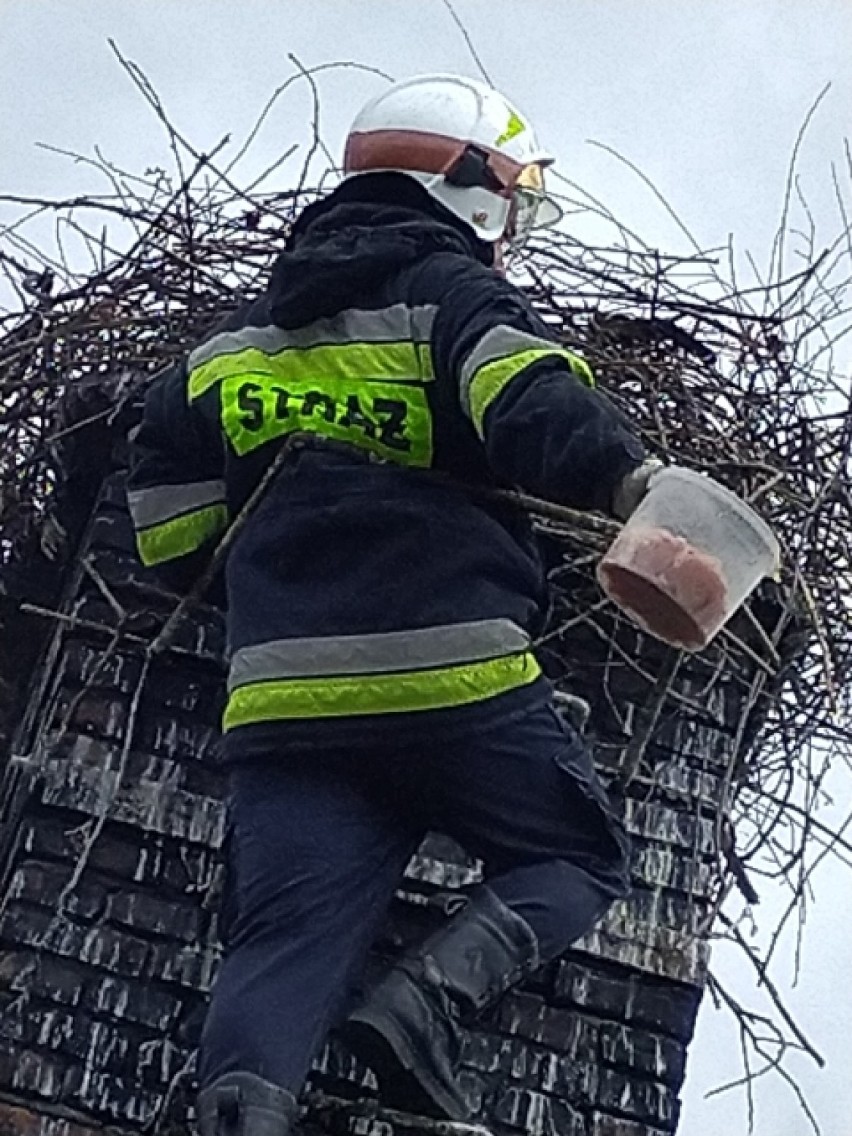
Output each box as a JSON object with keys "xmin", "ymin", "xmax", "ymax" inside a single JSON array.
[
  {"xmin": 63, "ymin": 1064, "xmax": 162, "ymax": 1125},
  {"xmin": 143, "ymin": 665, "xmax": 225, "ymax": 717},
  {"xmin": 631, "ymin": 841, "xmax": 714, "ymax": 899},
  {"xmin": 596, "ymin": 1068, "xmax": 678, "ymax": 1130},
  {"xmin": 7, "ymin": 860, "xmax": 106, "ymax": 921},
  {"xmin": 161, "ymin": 841, "xmax": 220, "ymax": 895},
  {"xmin": 23, "ymin": 813, "xmax": 164, "ymax": 888},
  {"xmin": 84, "ymin": 973, "xmax": 182, "ymax": 1030},
  {"xmin": 105, "ymin": 888, "xmax": 202, "ymax": 942},
  {"xmin": 0, "ymin": 1042, "xmax": 68, "ymax": 1101},
  {"xmin": 462, "ymin": 1032, "xmax": 559, "ymax": 1093},
  {"xmin": 60, "ymin": 640, "xmax": 145, "ymax": 695},
  {"xmin": 628, "ymin": 980, "xmax": 702, "ymax": 1043},
  {"xmin": 136, "ymin": 1036, "xmax": 194, "ymax": 1087},
  {"xmin": 551, "ymin": 962, "xmax": 701, "ymax": 1043},
  {"xmin": 10, "ymin": 1006, "xmax": 127, "ymax": 1069},
  {"xmin": 598, "ymin": 1022, "xmax": 685, "ymax": 1087},
  {"xmin": 137, "ymin": 711, "xmax": 221, "ymax": 763},
  {"xmin": 589, "ymin": 1114, "xmax": 668, "ymax": 1136},
  {"xmin": 624, "ymin": 800, "xmax": 714, "ymax": 856},
  {"xmin": 0, "ymin": 951, "xmax": 83, "ymax": 1008},
  {"xmin": 147, "ymin": 937, "xmax": 220, "ymax": 992},
  {"xmin": 493, "ymin": 992, "xmax": 599, "ymax": 1059},
  {"xmin": 0, "ymin": 905, "xmax": 150, "ymax": 979},
  {"xmin": 0, "ymin": 1100, "xmax": 102, "ymax": 1136},
  {"xmin": 489, "ymin": 1087, "xmax": 586, "ymax": 1136},
  {"xmin": 55, "ymin": 688, "xmax": 129, "ymax": 743}
]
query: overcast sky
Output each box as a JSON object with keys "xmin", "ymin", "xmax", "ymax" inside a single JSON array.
[{"xmin": 3, "ymin": 3, "xmax": 852, "ymax": 1134}]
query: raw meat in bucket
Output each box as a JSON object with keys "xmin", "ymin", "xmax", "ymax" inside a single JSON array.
[{"xmin": 597, "ymin": 525, "xmax": 730, "ymax": 650}]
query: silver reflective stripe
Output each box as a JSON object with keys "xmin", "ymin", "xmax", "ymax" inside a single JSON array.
[
  {"xmin": 127, "ymin": 479, "xmax": 226, "ymax": 530},
  {"xmin": 188, "ymin": 304, "xmax": 438, "ymax": 372},
  {"xmin": 227, "ymin": 618, "xmax": 531, "ymax": 691},
  {"xmin": 459, "ymin": 325, "xmax": 563, "ymax": 417}
]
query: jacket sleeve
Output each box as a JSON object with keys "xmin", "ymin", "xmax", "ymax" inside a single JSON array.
[
  {"xmin": 126, "ymin": 360, "xmax": 229, "ymax": 591},
  {"xmin": 432, "ymin": 264, "xmax": 646, "ymax": 513}
]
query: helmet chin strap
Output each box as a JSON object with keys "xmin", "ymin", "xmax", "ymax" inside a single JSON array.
[
  {"xmin": 492, "ymin": 240, "xmax": 507, "ymax": 278},
  {"xmin": 493, "ymin": 234, "xmax": 532, "ymax": 279}
]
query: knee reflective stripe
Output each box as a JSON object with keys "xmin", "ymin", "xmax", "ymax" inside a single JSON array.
[
  {"xmin": 222, "ymin": 651, "xmax": 542, "ymax": 728},
  {"xmin": 459, "ymin": 325, "xmax": 594, "ymax": 438},
  {"xmin": 135, "ymin": 502, "xmax": 228, "ymax": 566}
]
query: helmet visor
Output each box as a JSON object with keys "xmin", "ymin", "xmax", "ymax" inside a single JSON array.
[{"xmin": 506, "ymin": 164, "xmax": 563, "ymax": 247}]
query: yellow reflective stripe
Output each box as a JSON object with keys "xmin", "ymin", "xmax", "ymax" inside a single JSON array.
[
  {"xmin": 565, "ymin": 354, "xmax": 595, "ymax": 387},
  {"xmin": 189, "ymin": 341, "xmax": 434, "ymax": 401},
  {"xmin": 136, "ymin": 503, "xmax": 228, "ymax": 567},
  {"xmin": 222, "ymin": 651, "xmax": 542, "ymax": 728},
  {"xmin": 468, "ymin": 348, "xmax": 595, "ymax": 437},
  {"xmin": 219, "ymin": 374, "xmax": 433, "ymax": 464}
]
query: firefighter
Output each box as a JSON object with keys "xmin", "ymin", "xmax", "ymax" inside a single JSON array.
[{"xmin": 127, "ymin": 74, "xmax": 658, "ymax": 1136}]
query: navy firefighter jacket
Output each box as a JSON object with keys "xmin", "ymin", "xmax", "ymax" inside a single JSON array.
[{"xmin": 127, "ymin": 175, "xmax": 645, "ymax": 758}]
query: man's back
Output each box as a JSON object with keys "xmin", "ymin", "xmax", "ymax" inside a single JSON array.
[{"xmin": 129, "ymin": 175, "xmax": 643, "ymax": 758}]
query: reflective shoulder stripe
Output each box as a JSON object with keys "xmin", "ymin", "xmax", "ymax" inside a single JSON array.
[
  {"xmin": 227, "ymin": 619, "xmax": 531, "ymax": 691},
  {"xmin": 127, "ymin": 479, "xmax": 226, "ymax": 530},
  {"xmin": 459, "ymin": 326, "xmax": 558, "ymax": 409},
  {"xmin": 189, "ymin": 304, "xmax": 437, "ymax": 369},
  {"xmin": 135, "ymin": 503, "xmax": 228, "ymax": 567},
  {"xmin": 459, "ymin": 325, "xmax": 595, "ymax": 437},
  {"xmin": 189, "ymin": 341, "xmax": 435, "ymax": 402},
  {"xmin": 188, "ymin": 304, "xmax": 438, "ymax": 400},
  {"xmin": 222, "ymin": 652, "xmax": 542, "ymax": 728}
]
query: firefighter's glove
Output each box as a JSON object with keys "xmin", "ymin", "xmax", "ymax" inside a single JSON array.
[{"xmin": 611, "ymin": 459, "xmax": 664, "ymax": 522}]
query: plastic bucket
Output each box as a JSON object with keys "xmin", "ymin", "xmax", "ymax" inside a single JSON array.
[{"xmin": 596, "ymin": 467, "xmax": 781, "ymax": 651}]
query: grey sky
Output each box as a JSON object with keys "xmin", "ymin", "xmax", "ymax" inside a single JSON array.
[{"xmin": 3, "ymin": 2, "xmax": 852, "ymax": 1133}]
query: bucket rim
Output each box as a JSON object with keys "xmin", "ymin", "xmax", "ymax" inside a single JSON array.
[{"xmin": 647, "ymin": 466, "xmax": 781, "ymax": 565}]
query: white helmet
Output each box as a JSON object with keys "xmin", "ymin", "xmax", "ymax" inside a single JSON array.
[{"xmin": 343, "ymin": 74, "xmax": 562, "ymax": 247}]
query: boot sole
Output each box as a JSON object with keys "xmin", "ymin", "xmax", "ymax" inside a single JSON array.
[{"xmin": 339, "ymin": 1016, "xmax": 469, "ymax": 1122}]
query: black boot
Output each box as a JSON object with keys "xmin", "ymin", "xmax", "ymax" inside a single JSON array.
[
  {"xmin": 340, "ymin": 886, "xmax": 539, "ymax": 1121},
  {"xmin": 197, "ymin": 1072, "xmax": 298, "ymax": 1136}
]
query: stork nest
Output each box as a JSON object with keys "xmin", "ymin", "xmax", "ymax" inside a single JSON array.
[{"xmin": 0, "ymin": 129, "xmax": 850, "ymax": 945}]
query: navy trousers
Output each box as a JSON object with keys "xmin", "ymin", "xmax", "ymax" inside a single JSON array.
[{"xmin": 198, "ymin": 702, "xmax": 630, "ymax": 1093}]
